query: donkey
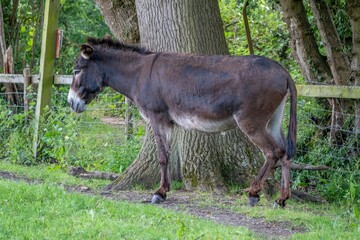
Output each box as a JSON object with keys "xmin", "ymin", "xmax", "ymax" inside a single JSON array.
[{"xmin": 68, "ymin": 38, "xmax": 297, "ymax": 207}]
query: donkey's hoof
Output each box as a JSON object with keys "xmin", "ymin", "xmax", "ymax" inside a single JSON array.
[
  {"xmin": 248, "ymin": 196, "xmax": 260, "ymax": 207},
  {"xmin": 274, "ymin": 199, "xmax": 286, "ymax": 208},
  {"xmin": 151, "ymin": 194, "xmax": 166, "ymax": 204},
  {"xmin": 273, "ymin": 201, "xmax": 280, "ymax": 208}
]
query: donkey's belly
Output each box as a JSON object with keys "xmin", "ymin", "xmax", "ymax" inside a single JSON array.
[{"xmin": 171, "ymin": 114, "xmax": 237, "ymax": 133}]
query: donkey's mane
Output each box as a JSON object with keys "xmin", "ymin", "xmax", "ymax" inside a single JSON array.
[{"xmin": 87, "ymin": 37, "xmax": 152, "ymax": 54}]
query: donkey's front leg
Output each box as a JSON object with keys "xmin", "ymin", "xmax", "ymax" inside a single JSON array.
[{"xmin": 149, "ymin": 117, "xmax": 173, "ymax": 204}]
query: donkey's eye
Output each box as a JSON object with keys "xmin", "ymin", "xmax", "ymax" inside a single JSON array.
[{"xmin": 73, "ymin": 69, "xmax": 80, "ymax": 75}]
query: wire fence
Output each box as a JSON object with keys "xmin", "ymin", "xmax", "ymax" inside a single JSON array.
[
  {"xmin": 0, "ymin": 85, "xmax": 359, "ymax": 172},
  {"xmin": 295, "ymin": 97, "xmax": 359, "ymax": 163}
]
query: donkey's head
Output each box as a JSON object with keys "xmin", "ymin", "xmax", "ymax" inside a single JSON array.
[{"xmin": 67, "ymin": 44, "xmax": 105, "ymax": 113}]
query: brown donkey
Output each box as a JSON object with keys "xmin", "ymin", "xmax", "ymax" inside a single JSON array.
[{"xmin": 68, "ymin": 38, "xmax": 297, "ymax": 207}]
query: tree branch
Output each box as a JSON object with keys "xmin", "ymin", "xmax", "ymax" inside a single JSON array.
[
  {"xmin": 275, "ymin": 162, "xmax": 333, "ymax": 171},
  {"xmin": 291, "ymin": 189, "xmax": 326, "ymax": 203},
  {"xmin": 68, "ymin": 166, "xmax": 120, "ymax": 181}
]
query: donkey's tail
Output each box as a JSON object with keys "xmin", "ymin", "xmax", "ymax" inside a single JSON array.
[{"xmin": 286, "ymin": 77, "xmax": 297, "ymax": 158}]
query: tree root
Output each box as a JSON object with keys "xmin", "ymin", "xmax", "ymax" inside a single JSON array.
[
  {"xmin": 275, "ymin": 162, "xmax": 333, "ymax": 171},
  {"xmin": 291, "ymin": 189, "xmax": 326, "ymax": 203},
  {"xmin": 68, "ymin": 166, "xmax": 119, "ymax": 181}
]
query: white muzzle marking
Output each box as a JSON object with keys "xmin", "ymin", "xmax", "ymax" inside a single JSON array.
[{"xmin": 68, "ymin": 88, "xmax": 86, "ymax": 113}]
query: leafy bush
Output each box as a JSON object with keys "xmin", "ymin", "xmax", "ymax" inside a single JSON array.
[
  {"xmin": 0, "ymin": 86, "xmax": 144, "ymax": 173},
  {"xmin": 286, "ymin": 98, "xmax": 360, "ymax": 205}
]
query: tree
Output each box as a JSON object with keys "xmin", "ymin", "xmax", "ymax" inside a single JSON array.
[
  {"xmin": 279, "ymin": 0, "xmax": 358, "ymax": 140},
  {"xmin": 346, "ymin": 0, "xmax": 360, "ymax": 133},
  {"xmin": 96, "ymin": 0, "xmax": 264, "ymax": 195},
  {"xmin": 0, "ymin": 1, "xmax": 18, "ymax": 106},
  {"xmin": 94, "ymin": 0, "xmax": 139, "ymax": 44}
]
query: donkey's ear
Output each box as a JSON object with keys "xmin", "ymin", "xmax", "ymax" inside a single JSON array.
[{"xmin": 80, "ymin": 44, "xmax": 94, "ymax": 59}]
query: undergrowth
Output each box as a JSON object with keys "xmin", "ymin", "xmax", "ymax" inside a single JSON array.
[{"xmin": 0, "ymin": 86, "xmax": 144, "ymax": 173}]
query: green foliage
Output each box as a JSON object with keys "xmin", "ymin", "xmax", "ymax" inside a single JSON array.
[
  {"xmin": 1, "ymin": 0, "xmax": 109, "ymax": 74},
  {"xmin": 57, "ymin": 0, "xmax": 111, "ymax": 74},
  {"xmin": 1, "ymin": 0, "xmax": 43, "ymax": 72},
  {"xmin": 0, "ymin": 98, "xmax": 34, "ymax": 165},
  {"xmin": 0, "ymin": 86, "xmax": 144, "ymax": 173},
  {"xmin": 219, "ymin": 0, "xmax": 359, "ymax": 206},
  {"xmin": 286, "ymin": 98, "xmax": 360, "ymax": 207},
  {"xmin": 219, "ymin": 0, "xmax": 303, "ymax": 81}
]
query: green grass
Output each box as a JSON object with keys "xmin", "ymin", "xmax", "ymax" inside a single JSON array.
[
  {"xmin": 62, "ymin": 109, "xmax": 143, "ymax": 173},
  {"xmin": 0, "ymin": 161, "xmax": 359, "ymax": 239},
  {"xmin": 229, "ymin": 201, "xmax": 359, "ymax": 240},
  {"xmin": 0, "ymin": 161, "xmax": 111, "ymax": 189},
  {"xmin": 0, "ymin": 175, "xmax": 253, "ymax": 239}
]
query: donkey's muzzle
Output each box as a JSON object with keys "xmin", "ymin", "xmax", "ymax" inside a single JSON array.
[
  {"xmin": 68, "ymin": 89, "xmax": 86, "ymax": 113},
  {"xmin": 68, "ymin": 98, "xmax": 85, "ymax": 113}
]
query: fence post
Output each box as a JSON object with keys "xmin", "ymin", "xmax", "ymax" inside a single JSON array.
[
  {"xmin": 125, "ymin": 98, "xmax": 134, "ymax": 140},
  {"xmin": 33, "ymin": 0, "xmax": 60, "ymax": 159},
  {"xmin": 23, "ymin": 68, "xmax": 31, "ymax": 122}
]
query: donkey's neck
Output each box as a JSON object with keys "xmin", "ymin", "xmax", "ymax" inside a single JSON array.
[{"xmin": 103, "ymin": 52, "xmax": 145, "ymax": 100}]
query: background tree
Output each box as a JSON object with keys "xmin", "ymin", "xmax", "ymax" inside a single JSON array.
[
  {"xmin": 279, "ymin": 0, "xmax": 358, "ymax": 141},
  {"xmin": 346, "ymin": 0, "xmax": 360, "ymax": 133},
  {"xmin": 102, "ymin": 0, "xmax": 264, "ymax": 194}
]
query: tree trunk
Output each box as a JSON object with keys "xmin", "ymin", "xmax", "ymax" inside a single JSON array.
[
  {"xmin": 279, "ymin": 0, "xmax": 351, "ymax": 143},
  {"xmin": 0, "ymin": 2, "xmax": 5, "ymax": 68},
  {"xmin": 347, "ymin": 0, "xmax": 360, "ymax": 134},
  {"xmin": 279, "ymin": 0, "xmax": 332, "ymax": 83},
  {"xmin": 0, "ymin": 1, "xmax": 20, "ymax": 107},
  {"xmin": 309, "ymin": 0, "xmax": 350, "ymax": 86},
  {"xmin": 94, "ymin": 0, "xmax": 139, "ymax": 44},
  {"xmin": 4, "ymin": 46, "xmax": 20, "ymax": 107},
  {"xmin": 30, "ymin": 0, "xmax": 44, "ymax": 72},
  {"xmin": 105, "ymin": 0, "xmax": 263, "ymax": 194},
  {"xmin": 309, "ymin": 0, "xmax": 351, "ymax": 143}
]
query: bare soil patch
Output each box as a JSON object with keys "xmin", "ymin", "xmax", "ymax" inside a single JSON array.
[
  {"xmin": 1, "ymin": 170, "xmax": 306, "ymax": 239},
  {"xmin": 100, "ymin": 117, "xmax": 125, "ymax": 125}
]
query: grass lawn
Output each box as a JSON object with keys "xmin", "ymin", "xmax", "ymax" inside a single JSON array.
[
  {"xmin": 0, "ymin": 180, "xmax": 253, "ymax": 239},
  {"xmin": 0, "ymin": 161, "xmax": 359, "ymax": 239}
]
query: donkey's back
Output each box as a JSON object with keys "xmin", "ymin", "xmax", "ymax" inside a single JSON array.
[{"xmin": 138, "ymin": 54, "xmax": 293, "ymax": 134}]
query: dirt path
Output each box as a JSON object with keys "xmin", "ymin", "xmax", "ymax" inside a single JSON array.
[{"xmin": 0, "ymin": 170, "xmax": 306, "ymax": 239}]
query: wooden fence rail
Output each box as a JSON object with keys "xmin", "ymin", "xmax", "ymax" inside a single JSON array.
[
  {"xmin": 1, "ymin": 73, "xmax": 360, "ymax": 99},
  {"xmin": 1, "ymin": 71, "xmax": 359, "ymax": 159}
]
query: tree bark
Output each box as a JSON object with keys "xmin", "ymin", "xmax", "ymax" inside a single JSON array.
[
  {"xmin": 280, "ymin": 0, "xmax": 352, "ymax": 143},
  {"xmin": 136, "ymin": 0, "xmax": 228, "ymax": 55},
  {"xmin": 0, "ymin": 2, "xmax": 5, "ymax": 68},
  {"xmin": 309, "ymin": 0, "xmax": 350, "ymax": 86},
  {"xmin": 30, "ymin": 0, "xmax": 44, "ymax": 71},
  {"xmin": 105, "ymin": 0, "xmax": 263, "ymax": 194},
  {"xmin": 93, "ymin": 0, "xmax": 139, "ymax": 44},
  {"xmin": 347, "ymin": 0, "xmax": 360, "ymax": 134},
  {"xmin": 279, "ymin": 0, "xmax": 332, "ymax": 83},
  {"xmin": 0, "ymin": 1, "xmax": 20, "ymax": 107},
  {"xmin": 309, "ymin": 0, "xmax": 351, "ymax": 143},
  {"xmin": 4, "ymin": 46, "xmax": 19, "ymax": 106}
]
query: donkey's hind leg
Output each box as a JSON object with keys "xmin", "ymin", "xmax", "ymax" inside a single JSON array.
[
  {"xmin": 275, "ymin": 154, "xmax": 291, "ymax": 208},
  {"xmin": 250, "ymin": 140, "xmax": 285, "ymax": 206},
  {"xmin": 236, "ymin": 115, "xmax": 285, "ymax": 206},
  {"xmin": 149, "ymin": 113, "xmax": 173, "ymax": 204}
]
